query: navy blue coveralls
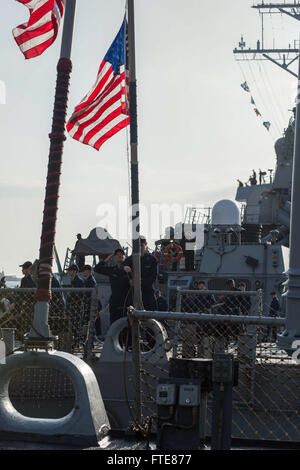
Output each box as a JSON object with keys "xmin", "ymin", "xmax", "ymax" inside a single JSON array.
[
  {"xmin": 94, "ymin": 261, "xmax": 132, "ymax": 325},
  {"xmin": 68, "ymin": 274, "xmax": 84, "ymax": 346},
  {"xmin": 122, "ymin": 252, "xmax": 158, "ymax": 311}
]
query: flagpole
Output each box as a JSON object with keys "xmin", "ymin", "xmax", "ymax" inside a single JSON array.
[
  {"xmin": 128, "ymin": 0, "xmax": 142, "ymax": 310},
  {"xmin": 28, "ymin": 0, "xmax": 77, "ymax": 343},
  {"xmin": 127, "ymin": 0, "xmax": 143, "ymax": 429}
]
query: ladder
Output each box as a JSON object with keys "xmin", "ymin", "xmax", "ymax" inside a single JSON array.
[{"xmin": 62, "ymin": 247, "xmax": 75, "ymax": 273}]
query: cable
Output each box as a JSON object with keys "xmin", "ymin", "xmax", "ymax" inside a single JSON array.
[
  {"xmin": 259, "ymin": 61, "xmax": 284, "ymax": 135},
  {"xmin": 245, "ymin": 56, "xmax": 279, "ymax": 138},
  {"xmin": 236, "ymin": 57, "xmax": 276, "ymax": 140}
]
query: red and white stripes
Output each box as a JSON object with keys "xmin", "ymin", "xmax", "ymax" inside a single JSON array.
[
  {"xmin": 67, "ymin": 61, "xmax": 129, "ymax": 151},
  {"xmin": 12, "ymin": 0, "xmax": 65, "ymax": 59}
]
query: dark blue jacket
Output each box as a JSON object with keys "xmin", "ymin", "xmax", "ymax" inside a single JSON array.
[
  {"xmin": 269, "ymin": 296, "xmax": 280, "ymax": 317},
  {"xmin": 157, "ymin": 296, "xmax": 168, "ymax": 312},
  {"xmin": 94, "ymin": 261, "xmax": 131, "ymax": 308},
  {"xmin": 84, "ymin": 275, "xmax": 97, "ymax": 288},
  {"xmin": 122, "ymin": 252, "xmax": 158, "ymax": 311},
  {"xmin": 182, "ymin": 293, "xmax": 215, "ymax": 313},
  {"xmin": 123, "ymin": 252, "xmax": 158, "ymax": 292},
  {"xmin": 71, "ymin": 275, "xmax": 85, "ymax": 288}
]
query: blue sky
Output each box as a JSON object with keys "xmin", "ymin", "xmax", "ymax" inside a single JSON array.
[{"xmin": 0, "ymin": 0, "xmax": 298, "ymax": 275}]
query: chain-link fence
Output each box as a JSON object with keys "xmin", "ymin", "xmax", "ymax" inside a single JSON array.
[
  {"xmin": 128, "ymin": 292, "xmax": 300, "ymax": 444},
  {"xmin": 0, "ymin": 287, "xmax": 101, "ymax": 358},
  {"xmin": 176, "ymin": 288, "xmax": 262, "ymax": 317},
  {"xmin": 0, "ymin": 286, "xmax": 103, "ymax": 417}
]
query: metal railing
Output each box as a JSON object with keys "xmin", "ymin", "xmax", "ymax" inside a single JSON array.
[
  {"xmin": 0, "ymin": 287, "xmax": 100, "ymax": 359},
  {"xmin": 128, "ymin": 297, "xmax": 300, "ymax": 444}
]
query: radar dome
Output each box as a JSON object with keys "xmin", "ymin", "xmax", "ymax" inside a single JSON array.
[{"xmin": 211, "ymin": 199, "xmax": 241, "ymax": 226}]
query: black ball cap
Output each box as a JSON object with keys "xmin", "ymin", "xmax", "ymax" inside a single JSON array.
[
  {"xmin": 114, "ymin": 248, "xmax": 125, "ymax": 256},
  {"xmin": 80, "ymin": 264, "xmax": 92, "ymax": 272},
  {"xmin": 68, "ymin": 264, "xmax": 79, "ymax": 272},
  {"xmin": 19, "ymin": 261, "xmax": 32, "ymax": 269}
]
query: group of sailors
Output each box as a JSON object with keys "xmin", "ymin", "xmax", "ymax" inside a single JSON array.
[
  {"xmin": 237, "ymin": 169, "xmax": 273, "ymax": 188},
  {"xmin": 0, "ymin": 237, "xmax": 168, "ymax": 346},
  {"xmin": 182, "ymin": 279, "xmax": 252, "ymax": 316},
  {"xmin": 0, "ymin": 247, "xmax": 281, "ymax": 346},
  {"xmin": 68, "ymin": 237, "xmax": 161, "ymax": 327}
]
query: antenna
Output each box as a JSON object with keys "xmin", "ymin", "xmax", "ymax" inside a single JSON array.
[{"xmin": 233, "ymin": 2, "xmax": 300, "ymax": 77}]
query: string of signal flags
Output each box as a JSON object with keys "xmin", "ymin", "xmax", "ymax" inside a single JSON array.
[{"xmin": 241, "ymin": 81, "xmax": 271, "ymax": 132}]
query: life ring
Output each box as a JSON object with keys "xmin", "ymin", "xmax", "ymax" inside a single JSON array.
[{"xmin": 164, "ymin": 243, "xmax": 183, "ymax": 263}]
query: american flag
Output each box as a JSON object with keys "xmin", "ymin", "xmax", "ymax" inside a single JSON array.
[
  {"xmin": 12, "ymin": 0, "xmax": 65, "ymax": 60},
  {"xmin": 67, "ymin": 19, "xmax": 130, "ymax": 151}
]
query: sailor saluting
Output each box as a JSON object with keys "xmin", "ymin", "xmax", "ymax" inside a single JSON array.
[{"xmin": 94, "ymin": 249, "xmax": 132, "ymax": 325}]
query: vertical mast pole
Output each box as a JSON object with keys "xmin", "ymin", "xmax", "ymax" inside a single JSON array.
[
  {"xmin": 29, "ymin": 0, "xmax": 77, "ymax": 340},
  {"xmin": 278, "ymin": 51, "xmax": 300, "ymax": 352},
  {"xmin": 128, "ymin": 0, "xmax": 142, "ymax": 309},
  {"xmin": 127, "ymin": 0, "xmax": 143, "ymax": 429}
]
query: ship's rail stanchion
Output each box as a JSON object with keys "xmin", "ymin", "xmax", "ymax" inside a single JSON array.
[{"xmin": 128, "ymin": 307, "xmax": 300, "ymax": 446}]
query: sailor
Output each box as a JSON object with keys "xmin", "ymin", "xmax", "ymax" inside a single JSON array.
[
  {"xmin": 221, "ymin": 279, "xmax": 242, "ymax": 338},
  {"xmin": 195, "ymin": 280, "xmax": 215, "ymax": 312},
  {"xmin": 181, "ymin": 281, "xmax": 214, "ymax": 359},
  {"xmin": 249, "ymin": 170, "xmax": 257, "ymax": 186},
  {"xmin": 123, "ymin": 237, "xmax": 158, "ymax": 311},
  {"xmin": 266, "ymin": 292, "xmax": 280, "ymax": 342},
  {"xmin": 51, "ymin": 273, "xmax": 61, "ymax": 288},
  {"xmin": 269, "ymin": 291, "xmax": 280, "ymax": 317},
  {"xmin": 49, "ymin": 273, "xmax": 65, "ymax": 315},
  {"xmin": 80, "ymin": 264, "xmax": 103, "ymax": 337},
  {"xmin": 80, "ymin": 264, "xmax": 96, "ymax": 313},
  {"xmin": 183, "ymin": 280, "xmax": 214, "ymax": 313},
  {"xmin": 73, "ymin": 233, "xmax": 85, "ymax": 271},
  {"xmin": 80, "ymin": 264, "xmax": 96, "ymax": 288},
  {"xmin": 68, "ymin": 263, "xmax": 85, "ymax": 288},
  {"xmin": 19, "ymin": 261, "xmax": 36, "ymax": 288},
  {"xmin": 94, "ymin": 249, "xmax": 132, "ymax": 325},
  {"xmin": 238, "ymin": 282, "xmax": 251, "ymax": 315},
  {"xmin": 13, "ymin": 261, "xmax": 36, "ymax": 339},
  {"xmin": 222, "ymin": 279, "xmax": 240, "ymax": 315},
  {"xmin": 155, "ymin": 290, "xmax": 168, "ymax": 311},
  {"xmin": 67, "ymin": 264, "xmax": 84, "ymax": 347},
  {"xmin": 259, "ymin": 169, "xmax": 266, "ymax": 185}
]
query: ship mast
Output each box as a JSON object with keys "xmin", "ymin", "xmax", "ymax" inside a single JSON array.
[
  {"xmin": 234, "ymin": 2, "xmax": 300, "ymax": 77},
  {"xmin": 277, "ymin": 46, "xmax": 300, "ymax": 351},
  {"xmin": 234, "ymin": 2, "xmax": 300, "ymax": 351}
]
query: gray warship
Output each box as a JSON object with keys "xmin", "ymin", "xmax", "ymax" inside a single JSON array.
[
  {"xmin": 2, "ymin": 0, "xmax": 300, "ymax": 452},
  {"xmin": 155, "ymin": 111, "xmax": 293, "ymax": 312}
]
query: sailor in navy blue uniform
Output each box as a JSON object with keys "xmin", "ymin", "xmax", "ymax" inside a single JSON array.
[
  {"xmin": 267, "ymin": 291, "xmax": 280, "ymax": 342},
  {"xmin": 67, "ymin": 264, "xmax": 84, "ymax": 347},
  {"xmin": 94, "ymin": 249, "xmax": 132, "ymax": 325},
  {"xmin": 68, "ymin": 264, "xmax": 85, "ymax": 288},
  {"xmin": 156, "ymin": 290, "xmax": 168, "ymax": 311},
  {"xmin": 123, "ymin": 237, "xmax": 158, "ymax": 311},
  {"xmin": 81, "ymin": 265, "xmax": 97, "ymax": 288}
]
